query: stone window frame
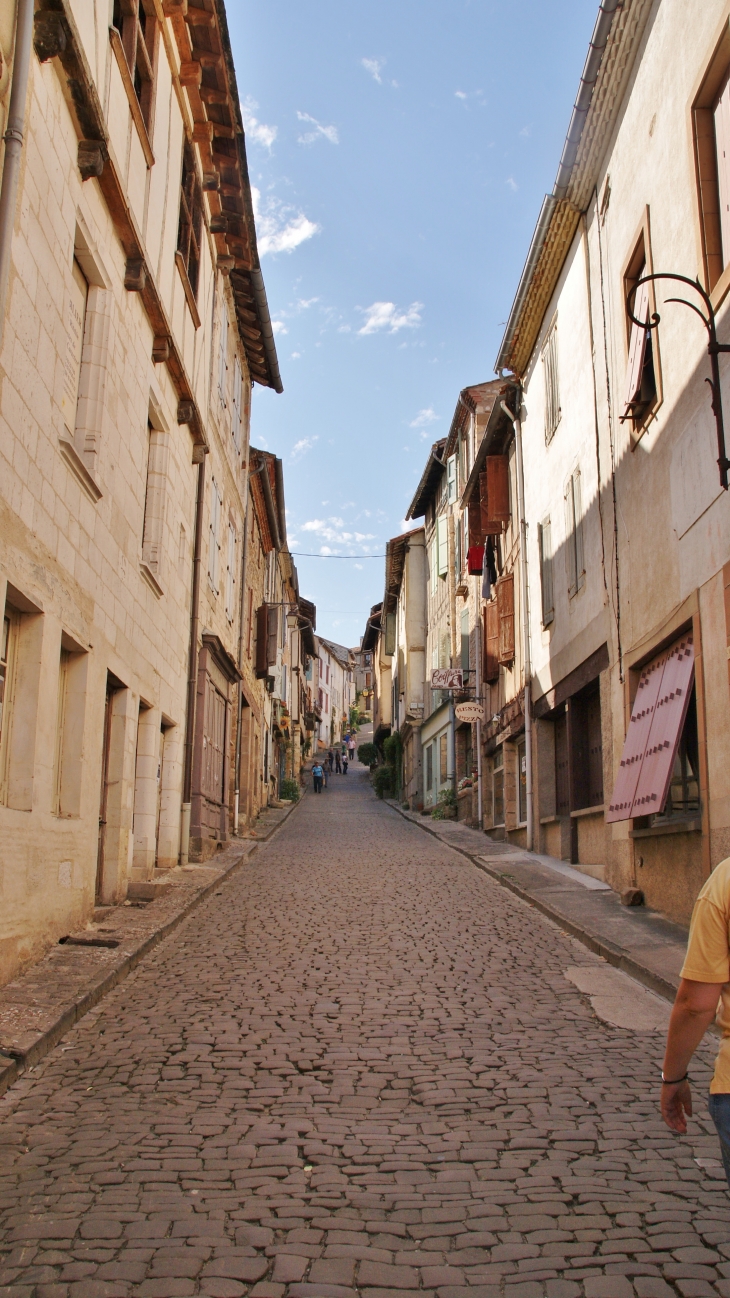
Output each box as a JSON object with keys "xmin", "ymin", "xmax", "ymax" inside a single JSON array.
[
  {"xmin": 58, "ymin": 218, "xmax": 112, "ymax": 505},
  {"xmin": 690, "ymin": 15, "xmax": 730, "ymax": 308}
]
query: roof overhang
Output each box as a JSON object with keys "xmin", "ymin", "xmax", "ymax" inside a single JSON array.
[
  {"xmin": 384, "ymin": 528, "xmax": 423, "ymax": 613},
  {"xmin": 461, "ymin": 384, "xmax": 518, "ymax": 506},
  {"xmin": 406, "ymin": 440, "xmax": 446, "ymax": 520}
]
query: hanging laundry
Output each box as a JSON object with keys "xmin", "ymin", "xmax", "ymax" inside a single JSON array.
[{"xmin": 482, "ymin": 536, "xmax": 498, "ymax": 600}]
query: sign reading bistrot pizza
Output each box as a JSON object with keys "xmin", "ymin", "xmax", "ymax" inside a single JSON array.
[
  {"xmin": 455, "ymin": 701, "xmax": 485, "ymax": 723},
  {"xmin": 431, "ymin": 668, "xmax": 463, "ymax": 690}
]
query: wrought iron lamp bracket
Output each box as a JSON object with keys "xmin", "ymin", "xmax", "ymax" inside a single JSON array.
[{"xmin": 627, "ymin": 271, "xmax": 730, "ymax": 490}]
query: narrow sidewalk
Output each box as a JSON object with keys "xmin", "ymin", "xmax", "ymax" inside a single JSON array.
[
  {"xmin": 0, "ymin": 797, "xmax": 302, "ymax": 1097},
  {"xmin": 387, "ymin": 799, "xmax": 689, "ymax": 1004}
]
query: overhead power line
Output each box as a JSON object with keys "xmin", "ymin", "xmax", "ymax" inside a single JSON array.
[{"xmin": 290, "ymin": 551, "xmax": 386, "ymax": 558}]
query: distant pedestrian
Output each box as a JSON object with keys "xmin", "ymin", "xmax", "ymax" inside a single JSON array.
[
  {"xmin": 348, "ymin": 739, "xmax": 356, "ymax": 761},
  {"xmin": 312, "ymin": 762, "xmax": 323, "ymax": 794},
  {"xmin": 327, "ymin": 749, "xmax": 334, "ymax": 773},
  {"xmin": 343, "ymin": 756, "xmax": 348, "ymax": 775},
  {"xmin": 335, "ymin": 751, "xmax": 342, "ymax": 773}
]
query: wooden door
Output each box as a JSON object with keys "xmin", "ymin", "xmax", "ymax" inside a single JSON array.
[{"xmin": 96, "ymin": 683, "xmax": 115, "ymax": 902}]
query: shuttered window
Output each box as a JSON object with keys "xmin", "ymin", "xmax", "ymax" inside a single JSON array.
[
  {"xmin": 468, "ymin": 499, "xmax": 485, "ymax": 551},
  {"xmin": 225, "ymin": 521, "xmax": 236, "ymax": 622},
  {"xmin": 564, "ymin": 468, "xmax": 584, "ymax": 597},
  {"xmin": 437, "ymin": 515, "xmax": 448, "ymax": 577},
  {"xmin": 267, "ymin": 605, "xmax": 279, "ymax": 667},
  {"xmin": 176, "ymin": 142, "xmax": 203, "ymax": 299},
  {"xmin": 208, "ymin": 479, "xmax": 222, "ymax": 592},
  {"xmin": 621, "ymin": 276, "xmax": 650, "ymax": 421},
  {"xmin": 430, "ymin": 533, "xmax": 438, "ymax": 595},
  {"xmin": 606, "ymin": 633, "xmax": 696, "ymax": 823},
  {"xmin": 538, "ymin": 517, "xmax": 554, "ymax": 626},
  {"xmin": 480, "ymin": 457, "xmax": 510, "ymax": 535},
  {"xmin": 483, "ymin": 601, "xmax": 499, "ymax": 683},
  {"xmin": 447, "ymin": 454, "xmax": 457, "ymax": 503},
  {"xmin": 460, "ymin": 610, "xmax": 470, "ymax": 672},
  {"xmin": 543, "ymin": 319, "xmax": 561, "ymax": 443},
  {"xmin": 454, "ymin": 514, "xmax": 462, "ymax": 578},
  {"xmin": 218, "ymin": 308, "xmax": 229, "ymax": 407},
  {"xmin": 231, "ymin": 356, "xmax": 243, "ymax": 452},
  {"xmin": 497, "ymin": 572, "xmax": 515, "ymax": 665},
  {"xmin": 255, "ymin": 603, "xmax": 268, "ymax": 678},
  {"xmin": 142, "ymin": 422, "xmax": 168, "ymax": 579},
  {"xmin": 202, "ymin": 678, "xmax": 226, "ymax": 803}
]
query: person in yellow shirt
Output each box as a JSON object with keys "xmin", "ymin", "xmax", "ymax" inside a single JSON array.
[{"xmin": 661, "ymin": 856, "xmax": 730, "ymax": 1182}]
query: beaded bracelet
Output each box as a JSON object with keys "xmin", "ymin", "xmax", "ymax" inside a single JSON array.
[{"xmin": 661, "ymin": 1072, "xmax": 689, "ymax": 1084}]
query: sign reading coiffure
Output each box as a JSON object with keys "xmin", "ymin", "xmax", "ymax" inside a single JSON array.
[{"xmin": 431, "ymin": 668, "xmax": 463, "ymax": 690}]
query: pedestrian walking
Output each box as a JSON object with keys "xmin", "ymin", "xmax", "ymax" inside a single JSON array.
[
  {"xmin": 311, "ymin": 762, "xmax": 323, "ymax": 794},
  {"xmin": 327, "ymin": 749, "xmax": 334, "ymax": 773},
  {"xmin": 660, "ymin": 856, "xmax": 730, "ymax": 1183},
  {"xmin": 343, "ymin": 756, "xmax": 348, "ymax": 775},
  {"xmin": 348, "ymin": 739, "xmax": 356, "ymax": 762},
  {"xmin": 335, "ymin": 750, "xmax": 342, "ymax": 773}
]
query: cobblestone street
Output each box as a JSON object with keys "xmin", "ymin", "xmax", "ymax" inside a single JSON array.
[{"xmin": 0, "ymin": 764, "xmax": 727, "ymax": 1298}]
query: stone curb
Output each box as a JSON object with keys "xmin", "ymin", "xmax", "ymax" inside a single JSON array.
[
  {"xmin": 383, "ymin": 799, "xmax": 681, "ymax": 1005},
  {"xmin": 0, "ymin": 796, "xmax": 302, "ymax": 1099}
]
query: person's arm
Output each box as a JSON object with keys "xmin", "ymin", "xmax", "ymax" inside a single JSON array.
[{"xmin": 660, "ymin": 977, "xmax": 722, "ymax": 1133}]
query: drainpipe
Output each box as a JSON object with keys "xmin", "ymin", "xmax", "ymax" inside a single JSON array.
[
  {"xmin": 447, "ymin": 696, "xmax": 456, "ymax": 793},
  {"xmin": 476, "ymin": 598, "xmax": 483, "ymax": 830},
  {"xmin": 0, "ymin": 0, "xmax": 34, "ymax": 334},
  {"xmin": 181, "ymin": 450, "xmax": 206, "ymax": 866},
  {"xmin": 501, "ymin": 396, "xmax": 533, "ymax": 852},
  {"xmin": 233, "ymin": 454, "xmax": 264, "ymax": 832}
]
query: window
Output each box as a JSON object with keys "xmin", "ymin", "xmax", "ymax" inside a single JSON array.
[
  {"xmin": 384, "ymin": 613, "xmax": 396, "ymax": 657},
  {"xmin": 439, "ymin": 733, "xmax": 447, "ymax": 785},
  {"xmin": 570, "ymin": 679, "xmax": 603, "ymax": 810},
  {"xmin": 112, "ymin": 0, "xmax": 158, "ymax": 132},
  {"xmin": 517, "ymin": 738, "xmax": 527, "ymax": 825},
  {"xmin": 538, "ymin": 517, "xmax": 554, "ymax": 627},
  {"xmin": 426, "ymin": 742, "xmax": 433, "ymax": 792},
  {"xmin": 218, "ymin": 307, "xmax": 229, "ymax": 407},
  {"xmin": 365, "ymin": 672, "xmax": 371, "ymax": 688},
  {"xmin": 454, "ymin": 513, "xmax": 462, "ymax": 579},
  {"xmin": 0, "ymin": 609, "xmax": 18, "ymax": 805},
  {"xmin": 655, "ymin": 688, "xmax": 700, "ymax": 822},
  {"xmin": 142, "ymin": 420, "xmax": 169, "ymax": 583},
  {"xmin": 208, "ymin": 479, "xmax": 222, "ymax": 593},
  {"xmin": 543, "ymin": 318, "xmax": 561, "ymax": 443},
  {"xmin": 53, "ymin": 650, "xmax": 70, "ymax": 816},
  {"xmin": 62, "ymin": 259, "xmax": 88, "ymax": 435},
  {"xmin": 564, "ymin": 468, "xmax": 585, "ymax": 597},
  {"xmin": 437, "ymin": 515, "xmax": 448, "ymax": 578},
  {"xmin": 447, "ymin": 454, "xmax": 457, "ymax": 503},
  {"xmin": 492, "ymin": 747, "xmax": 504, "ymax": 827},
  {"xmin": 430, "ymin": 533, "xmax": 438, "ymax": 596},
  {"xmin": 364, "ymin": 653, "xmax": 371, "ymax": 666},
  {"xmin": 460, "ymin": 610, "xmax": 470, "ymax": 672},
  {"xmin": 479, "ymin": 456, "xmax": 510, "ymax": 534},
  {"xmin": 497, "ymin": 572, "xmax": 515, "ymax": 665},
  {"xmin": 232, "ymin": 356, "xmax": 243, "ymax": 453},
  {"xmin": 246, "ymin": 588, "xmax": 254, "ymax": 657},
  {"xmin": 621, "ymin": 257, "xmax": 657, "ymax": 429},
  {"xmin": 52, "ymin": 642, "xmax": 87, "ymax": 819},
  {"xmin": 177, "ymin": 142, "xmax": 203, "ymax": 301},
  {"xmin": 483, "ymin": 600, "xmax": 499, "ymax": 683},
  {"xmin": 225, "ymin": 521, "xmax": 237, "ymax": 622}
]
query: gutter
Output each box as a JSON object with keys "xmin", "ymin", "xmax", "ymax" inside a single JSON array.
[
  {"xmin": 274, "ymin": 456, "xmax": 287, "ymax": 545},
  {"xmin": 259, "ymin": 455, "xmax": 281, "ymax": 551},
  {"xmin": 249, "ymin": 269, "xmax": 283, "ymax": 394},
  {"xmin": 0, "ymin": 0, "xmax": 35, "ymax": 335},
  {"xmin": 494, "ymin": 0, "xmax": 622, "ymax": 374}
]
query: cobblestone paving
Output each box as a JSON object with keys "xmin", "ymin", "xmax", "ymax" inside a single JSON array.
[{"xmin": 0, "ymin": 766, "xmax": 728, "ymax": 1298}]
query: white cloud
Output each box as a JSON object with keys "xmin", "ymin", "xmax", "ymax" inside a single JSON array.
[
  {"xmin": 358, "ymin": 301, "xmax": 423, "ymax": 336},
  {"xmin": 506, "ymin": 176, "xmax": 518, "ymax": 192},
  {"xmin": 455, "ymin": 90, "xmax": 467, "ymax": 100},
  {"xmin": 252, "ymin": 186, "xmax": 320, "ymax": 257},
  {"xmin": 362, "ymin": 57, "xmax": 384, "ymax": 83},
  {"xmin": 272, "ymin": 320, "xmax": 288, "ymax": 335},
  {"xmin": 298, "ymin": 517, "xmax": 377, "ymax": 552},
  {"xmin": 290, "ymin": 436, "xmax": 318, "ymax": 461},
  {"xmin": 410, "ymin": 407, "xmax": 438, "ymax": 429},
  {"xmin": 297, "ymin": 111, "xmax": 339, "ymax": 145},
  {"xmin": 240, "ymin": 97, "xmax": 277, "ymax": 152}
]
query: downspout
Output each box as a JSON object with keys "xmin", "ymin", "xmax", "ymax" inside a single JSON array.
[
  {"xmin": 260, "ymin": 456, "xmax": 281, "ymax": 551},
  {"xmin": 501, "ymin": 397, "xmax": 533, "ymax": 852},
  {"xmin": 0, "ymin": 0, "xmax": 34, "ymax": 333},
  {"xmin": 476, "ymin": 593, "xmax": 483, "ymax": 830},
  {"xmin": 233, "ymin": 454, "xmax": 264, "ymax": 832},
  {"xmin": 181, "ymin": 451, "xmax": 206, "ymax": 866}
]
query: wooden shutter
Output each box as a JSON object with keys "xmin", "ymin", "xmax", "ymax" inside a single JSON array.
[
  {"xmin": 564, "ymin": 476, "xmax": 577, "ymax": 596},
  {"xmin": 715, "ymin": 74, "xmax": 730, "ymax": 267},
  {"xmin": 497, "ymin": 571, "xmax": 515, "ymax": 664},
  {"xmin": 538, "ymin": 519, "xmax": 554, "ymax": 626},
  {"xmin": 479, "ymin": 469, "xmax": 490, "ymax": 537},
  {"xmin": 447, "ymin": 454, "xmax": 457, "ymax": 503},
  {"xmin": 255, "ymin": 603, "xmax": 268, "ymax": 677},
  {"xmin": 437, "ymin": 515, "xmax": 448, "ymax": 576},
  {"xmin": 483, "ymin": 601, "xmax": 499, "ymax": 682},
  {"xmin": 606, "ymin": 633, "xmax": 695, "ymax": 822},
  {"xmin": 266, "ymin": 604, "xmax": 279, "ymax": 666},
  {"xmin": 621, "ymin": 277, "xmax": 650, "ymax": 418},
  {"xmin": 486, "ymin": 456, "xmax": 510, "ymax": 527},
  {"xmin": 218, "ymin": 307, "xmax": 228, "ymax": 405},
  {"xmin": 468, "ymin": 499, "xmax": 485, "ymax": 549}
]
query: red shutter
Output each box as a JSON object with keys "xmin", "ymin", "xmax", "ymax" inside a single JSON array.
[
  {"xmin": 484, "ymin": 602, "xmax": 499, "ymax": 682},
  {"xmin": 468, "ymin": 499, "xmax": 485, "ymax": 549},
  {"xmin": 486, "ymin": 456, "xmax": 510, "ymax": 528},
  {"xmin": 467, "ymin": 545, "xmax": 484, "ymax": 574},
  {"xmin": 255, "ymin": 603, "xmax": 268, "ymax": 678},
  {"xmin": 606, "ymin": 633, "xmax": 695, "ymax": 822},
  {"xmin": 479, "ymin": 470, "xmax": 491, "ymax": 538},
  {"xmin": 497, "ymin": 572, "xmax": 515, "ymax": 664},
  {"xmin": 621, "ymin": 277, "xmax": 650, "ymax": 419}
]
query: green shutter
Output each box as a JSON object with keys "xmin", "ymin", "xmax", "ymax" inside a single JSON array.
[{"xmin": 437, "ymin": 516, "xmax": 448, "ymax": 577}]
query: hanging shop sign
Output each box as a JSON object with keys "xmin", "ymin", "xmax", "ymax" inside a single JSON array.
[
  {"xmin": 431, "ymin": 668, "xmax": 463, "ymax": 690},
  {"xmin": 455, "ymin": 701, "xmax": 485, "ymax": 723}
]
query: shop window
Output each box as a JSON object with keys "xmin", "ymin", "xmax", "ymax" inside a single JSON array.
[
  {"xmin": 439, "ymin": 733, "xmax": 447, "ymax": 785},
  {"xmin": 564, "ymin": 468, "xmax": 585, "ymax": 598},
  {"xmin": 538, "ymin": 517, "xmax": 554, "ymax": 626},
  {"xmin": 425, "ymin": 742, "xmax": 433, "ymax": 792},
  {"xmin": 693, "ymin": 30, "xmax": 730, "ymax": 292},
  {"xmin": 517, "ymin": 738, "xmax": 527, "ymax": 825},
  {"xmin": 542, "ymin": 316, "xmax": 561, "ymax": 444},
  {"xmin": 492, "ymin": 747, "xmax": 504, "ymax": 827}
]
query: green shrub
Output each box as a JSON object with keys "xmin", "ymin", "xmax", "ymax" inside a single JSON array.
[
  {"xmin": 383, "ymin": 732, "xmax": 402, "ymax": 766},
  {"xmin": 372, "ymin": 766, "xmax": 393, "ymax": 799},
  {"xmin": 430, "ymin": 804, "xmax": 446, "ymax": 820},
  {"xmin": 357, "ymin": 742, "xmax": 378, "ymax": 768},
  {"xmin": 279, "ymin": 778, "xmax": 299, "ymax": 802},
  {"xmin": 441, "ymin": 787, "xmax": 457, "ymax": 808}
]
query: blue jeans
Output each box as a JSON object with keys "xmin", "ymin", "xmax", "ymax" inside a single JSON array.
[{"xmin": 708, "ymin": 1093, "xmax": 730, "ymax": 1186}]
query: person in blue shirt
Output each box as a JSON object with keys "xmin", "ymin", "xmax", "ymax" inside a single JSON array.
[{"xmin": 312, "ymin": 762, "xmax": 323, "ymax": 793}]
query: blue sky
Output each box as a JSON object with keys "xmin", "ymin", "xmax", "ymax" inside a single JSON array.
[{"xmin": 229, "ymin": 0, "xmax": 598, "ymax": 648}]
